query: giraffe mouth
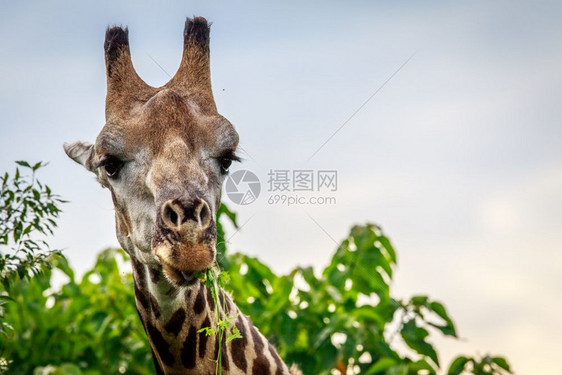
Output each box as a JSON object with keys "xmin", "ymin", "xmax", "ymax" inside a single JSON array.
[
  {"xmin": 151, "ymin": 215, "xmax": 217, "ymax": 279},
  {"xmin": 179, "ymin": 270, "xmax": 198, "ymax": 284},
  {"xmin": 161, "ymin": 263, "xmax": 200, "ymax": 286},
  {"xmin": 180, "ymin": 270, "xmax": 196, "ymax": 283}
]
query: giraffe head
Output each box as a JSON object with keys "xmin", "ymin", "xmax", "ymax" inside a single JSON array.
[{"xmin": 64, "ymin": 17, "xmax": 239, "ymax": 285}]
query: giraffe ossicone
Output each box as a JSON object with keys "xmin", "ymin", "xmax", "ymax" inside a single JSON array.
[{"xmin": 64, "ymin": 16, "xmax": 301, "ymax": 375}]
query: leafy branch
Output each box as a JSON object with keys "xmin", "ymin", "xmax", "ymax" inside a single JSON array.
[
  {"xmin": 448, "ymin": 354, "xmax": 512, "ymax": 375},
  {"xmin": 0, "ymin": 161, "xmax": 66, "ymax": 373},
  {"xmin": 0, "ymin": 161, "xmax": 66, "ymax": 289},
  {"xmin": 196, "ymin": 267, "xmax": 242, "ymax": 375}
]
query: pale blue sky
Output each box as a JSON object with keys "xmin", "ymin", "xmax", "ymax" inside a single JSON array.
[{"xmin": 1, "ymin": 1, "xmax": 561, "ymax": 373}]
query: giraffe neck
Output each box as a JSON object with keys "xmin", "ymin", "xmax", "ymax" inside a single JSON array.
[{"xmin": 129, "ymin": 257, "xmax": 294, "ymax": 375}]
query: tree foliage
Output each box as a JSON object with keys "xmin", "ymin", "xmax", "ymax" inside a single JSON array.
[
  {"xmin": 0, "ymin": 161, "xmax": 66, "ymax": 373},
  {"xmin": 0, "ymin": 161, "xmax": 64, "ymax": 289},
  {"xmin": 0, "ymin": 162, "xmax": 512, "ymax": 374},
  {"xmin": 0, "ymin": 250, "xmax": 151, "ymax": 374},
  {"xmin": 224, "ymin": 223, "xmax": 510, "ymax": 375}
]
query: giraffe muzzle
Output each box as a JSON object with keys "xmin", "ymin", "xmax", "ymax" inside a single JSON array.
[{"xmin": 151, "ymin": 196, "xmax": 217, "ymax": 283}]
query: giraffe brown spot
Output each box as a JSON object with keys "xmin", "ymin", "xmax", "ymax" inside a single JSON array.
[
  {"xmin": 198, "ymin": 315, "xmax": 211, "ymax": 358},
  {"xmin": 131, "ymin": 258, "xmax": 146, "ymax": 284},
  {"xmin": 149, "ymin": 267, "xmax": 161, "ymax": 283},
  {"xmin": 250, "ymin": 321, "xmax": 264, "ymax": 351},
  {"xmin": 136, "ymin": 307, "xmax": 168, "ymax": 373},
  {"xmin": 193, "ymin": 284, "xmax": 205, "ymax": 315},
  {"xmin": 132, "ymin": 260, "xmax": 151, "ymax": 312},
  {"xmin": 269, "ymin": 343, "xmax": 284, "ymax": 375},
  {"xmin": 164, "ymin": 308, "xmax": 186, "ymax": 336},
  {"xmin": 134, "ymin": 307, "xmax": 144, "ymax": 325},
  {"xmin": 166, "ymin": 285, "xmax": 179, "ymax": 298},
  {"xmin": 133, "ymin": 282, "xmax": 149, "ymax": 309},
  {"xmin": 180, "ymin": 325, "xmax": 197, "ymax": 369},
  {"xmin": 250, "ymin": 322, "xmax": 270, "ymax": 374},
  {"xmin": 219, "ymin": 290, "xmax": 230, "ymax": 314},
  {"xmin": 252, "ymin": 353, "xmax": 271, "ymax": 374},
  {"xmin": 151, "ymin": 347, "xmax": 166, "ymax": 375},
  {"xmin": 147, "ymin": 322, "xmax": 175, "ymax": 367},
  {"xmin": 149, "ymin": 294, "xmax": 161, "ymax": 319},
  {"xmin": 223, "ymin": 355, "xmax": 230, "ymax": 373},
  {"xmin": 205, "ymin": 285, "xmax": 215, "ymax": 311},
  {"xmin": 135, "ymin": 307, "xmax": 149, "ymax": 338},
  {"xmin": 231, "ymin": 315, "xmax": 248, "ymax": 372}
]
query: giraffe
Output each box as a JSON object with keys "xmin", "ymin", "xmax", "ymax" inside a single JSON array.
[{"xmin": 64, "ymin": 17, "xmax": 300, "ymax": 375}]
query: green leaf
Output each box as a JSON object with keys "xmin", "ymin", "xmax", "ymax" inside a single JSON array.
[
  {"xmin": 55, "ymin": 255, "xmax": 75, "ymax": 282},
  {"xmin": 491, "ymin": 357, "xmax": 512, "ymax": 373},
  {"xmin": 218, "ymin": 203, "xmax": 238, "ymax": 228},
  {"xmin": 365, "ymin": 358, "xmax": 397, "ymax": 374},
  {"xmin": 409, "ymin": 359, "xmax": 436, "ymax": 374},
  {"xmin": 15, "ymin": 160, "xmax": 31, "ymax": 168},
  {"xmin": 427, "ymin": 322, "xmax": 456, "ymax": 337},
  {"xmin": 428, "ymin": 301, "xmax": 457, "ymax": 337},
  {"xmin": 353, "ymin": 262, "xmax": 389, "ymax": 298},
  {"xmin": 400, "ymin": 320, "xmax": 439, "ymax": 367},
  {"xmin": 411, "ymin": 295, "xmax": 429, "ymax": 307},
  {"xmin": 448, "ymin": 356, "xmax": 469, "ymax": 375},
  {"xmin": 264, "ymin": 276, "xmax": 292, "ymax": 316},
  {"xmin": 226, "ymin": 327, "xmax": 242, "ymax": 343},
  {"xmin": 378, "ymin": 235, "xmax": 397, "ymax": 264}
]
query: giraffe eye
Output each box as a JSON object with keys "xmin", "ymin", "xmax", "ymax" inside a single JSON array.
[
  {"xmin": 219, "ymin": 157, "xmax": 233, "ymax": 174},
  {"xmin": 216, "ymin": 151, "xmax": 240, "ymax": 175},
  {"xmin": 101, "ymin": 156, "xmax": 124, "ymax": 178}
]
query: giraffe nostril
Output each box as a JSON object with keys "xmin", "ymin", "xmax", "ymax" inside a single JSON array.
[
  {"xmin": 169, "ymin": 209, "xmax": 179, "ymax": 226},
  {"xmin": 161, "ymin": 198, "xmax": 212, "ymax": 230},
  {"xmin": 162, "ymin": 201, "xmax": 184, "ymax": 228},
  {"xmin": 195, "ymin": 199, "xmax": 211, "ymax": 229}
]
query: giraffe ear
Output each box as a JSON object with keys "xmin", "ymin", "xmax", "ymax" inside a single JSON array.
[{"xmin": 63, "ymin": 141, "xmax": 95, "ymax": 172}]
